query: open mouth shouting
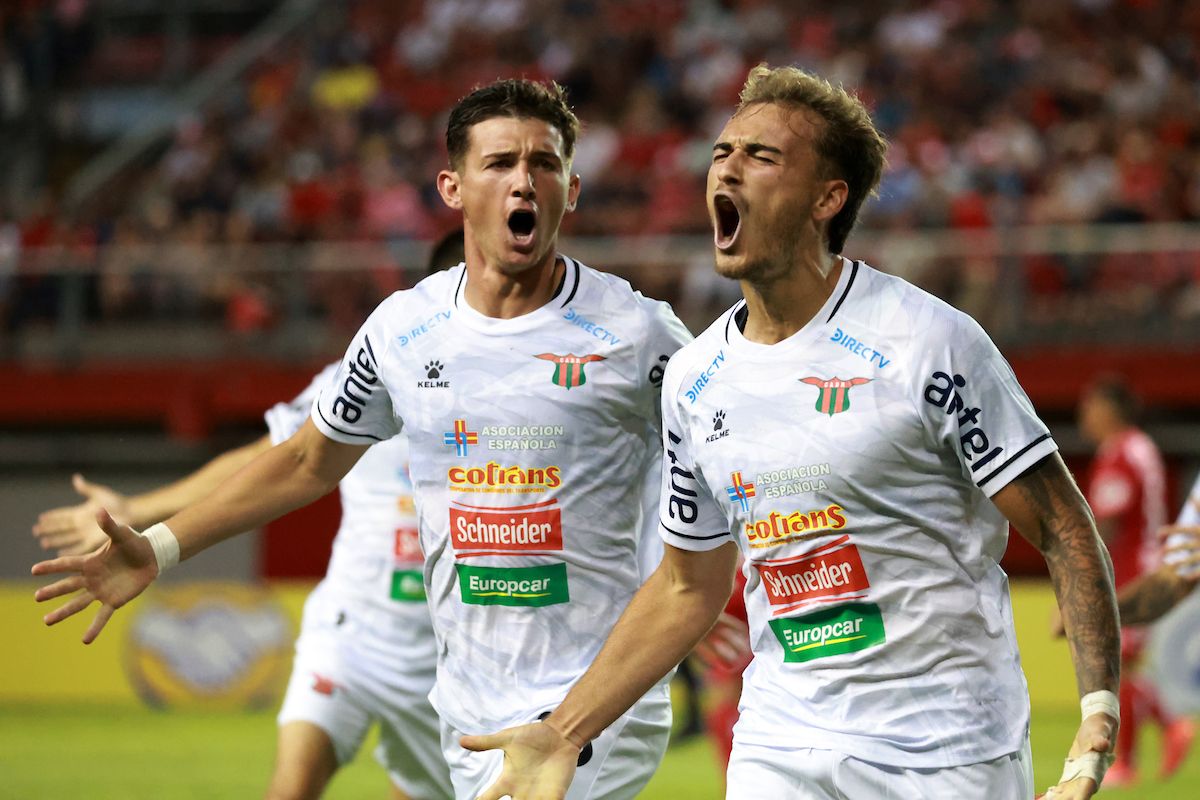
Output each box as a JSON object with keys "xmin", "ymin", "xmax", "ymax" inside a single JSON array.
[
  {"xmin": 712, "ymin": 194, "xmax": 742, "ymax": 251},
  {"xmin": 507, "ymin": 207, "xmax": 538, "ymax": 249}
]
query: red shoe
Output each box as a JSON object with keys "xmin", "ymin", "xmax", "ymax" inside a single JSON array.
[
  {"xmin": 1105, "ymin": 761, "xmax": 1138, "ymax": 788},
  {"xmin": 1161, "ymin": 719, "xmax": 1196, "ymax": 780}
]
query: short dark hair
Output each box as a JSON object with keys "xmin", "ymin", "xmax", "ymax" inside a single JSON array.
[
  {"xmin": 445, "ymin": 79, "xmax": 579, "ymax": 170},
  {"xmin": 426, "ymin": 227, "xmax": 465, "ymax": 276},
  {"xmin": 737, "ymin": 64, "xmax": 887, "ymax": 254},
  {"xmin": 1086, "ymin": 375, "xmax": 1141, "ymax": 425}
]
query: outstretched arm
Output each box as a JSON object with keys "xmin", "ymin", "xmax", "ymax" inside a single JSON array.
[
  {"xmin": 1116, "ymin": 524, "xmax": 1200, "ymax": 625},
  {"xmin": 461, "ymin": 542, "xmax": 739, "ymax": 800},
  {"xmin": 992, "ymin": 452, "xmax": 1120, "ymax": 800},
  {"xmin": 33, "ymin": 420, "xmax": 367, "ymax": 642},
  {"xmin": 32, "ymin": 436, "xmax": 274, "ymax": 555}
]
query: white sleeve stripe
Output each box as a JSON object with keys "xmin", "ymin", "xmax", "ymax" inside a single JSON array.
[
  {"xmin": 315, "ymin": 403, "xmax": 384, "ymax": 441},
  {"xmin": 976, "ymin": 433, "xmax": 1053, "ymax": 488},
  {"xmin": 660, "ymin": 521, "xmax": 730, "ymax": 541}
]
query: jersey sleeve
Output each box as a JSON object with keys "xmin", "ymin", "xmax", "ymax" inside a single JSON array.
[
  {"xmin": 657, "ymin": 361, "xmax": 731, "ymax": 552},
  {"xmin": 1177, "ymin": 474, "xmax": 1200, "ymax": 526},
  {"xmin": 636, "ymin": 297, "xmax": 693, "ymax": 429},
  {"xmin": 264, "ymin": 362, "xmax": 340, "ymax": 445},
  {"xmin": 311, "ymin": 299, "xmax": 402, "ymax": 444},
  {"xmin": 915, "ymin": 310, "xmax": 1057, "ymax": 497}
]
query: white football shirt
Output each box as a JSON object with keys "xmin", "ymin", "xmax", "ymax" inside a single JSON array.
[
  {"xmin": 265, "ymin": 364, "xmax": 437, "ymax": 673},
  {"xmin": 658, "ymin": 259, "xmax": 1057, "ymax": 767},
  {"xmin": 311, "ymin": 257, "xmax": 691, "ymax": 733},
  {"xmin": 1166, "ymin": 473, "xmax": 1200, "ymax": 578},
  {"xmin": 1175, "ymin": 474, "xmax": 1200, "ymax": 527}
]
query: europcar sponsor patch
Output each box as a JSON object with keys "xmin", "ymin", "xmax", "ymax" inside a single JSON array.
[
  {"xmin": 455, "ymin": 563, "xmax": 569, "ymax": 607},
  {"xmin": 769, "ymin": 602, "xmax": 885, "ymax": 663}
]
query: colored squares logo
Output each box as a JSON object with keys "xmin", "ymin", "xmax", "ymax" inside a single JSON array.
[
  {"xmin": 726, "ymin": 471, "xmax": 756, "ymax": 513},
  {"xmin": 443, "ymin": 419, "xmax": 479, "ymax": 457}
]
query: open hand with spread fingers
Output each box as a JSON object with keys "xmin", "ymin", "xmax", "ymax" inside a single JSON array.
[
  {"xmin": 1163, "ymin": 524, "xmax": 1200, "ymax": 582},
  {"xmin": 32, "ymin": 509, "xmax": 158, "ymax": 644},
  {"xmin": 1038, "ymin": 708, "xmax": 1118, "ymax": 799},
  {"xmin": 32, "ymin": 474, "xmax": 130, "ymax": 556},
  {"xmin": 460, "ymin": 720, "xmax": 582, "ymax": 800}
]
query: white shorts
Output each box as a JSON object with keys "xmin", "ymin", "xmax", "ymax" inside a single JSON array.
[
  {"xmin": 440, "ymin": 680, "xmax": 672, "ymax": 800},
  {"xmin": 278, "ymin": 586, "xmax": 452, "ymax": 799},
  {"xmin": 726, "ymin": 738, "xmax": 1033, "ymax": 800}
]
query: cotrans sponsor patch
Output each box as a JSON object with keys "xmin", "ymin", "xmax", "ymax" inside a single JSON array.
[
  {"xmin": 450, "ymin": 499, "xmax": 563, "ymax": 555},
  {"xmin": 769, "ymin": 602, "xmax": 885, "ymax": 663},
  {"xmin": 744, "ymin": 503, "xmax": 847, "ymax": 549},
  {"xmin": 754, "ymin": 535, "xmax": 869, "ymax": 613},
  {"xmin": 456, "ymin": 563, "xmax": 569, "ymax": 607},
  {"xmin": 448, "ymin": 461, "xmax": 562, "ymax": 494}
]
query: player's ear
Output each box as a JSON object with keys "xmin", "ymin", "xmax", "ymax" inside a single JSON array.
[
  {"xmin": 437, "ymin": 169, "xmax": 463, "ymax": 211},
  {"xmin": 565, "ymin": 173, "xmax": 581, "ymax": 213},
  {"xmin": 813, "ymin": 179, "xmax": 848, "ymax": 223}
]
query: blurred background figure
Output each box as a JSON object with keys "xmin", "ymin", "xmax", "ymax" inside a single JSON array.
[{"xmin": 1078, "ymin": 375, "xmax": 1194, "ymax": 785}]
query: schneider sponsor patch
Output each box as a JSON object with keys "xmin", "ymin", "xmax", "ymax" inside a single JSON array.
[
  {"xmin": 769, "ymin": 602, "xmax": 885, "ymax": 663},
  {"xmin": 449, "ymin": 499, "xmax": 563, "ymax": 555},
  {"xmin": 754, "ymin": 535, "xmax": 869, "ymax": 614},
  {"xmin": 456, "ymin": 563, "xmax": 569, "ymax": 607}
]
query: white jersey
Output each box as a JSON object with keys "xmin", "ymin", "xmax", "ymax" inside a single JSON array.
[
  {"xmin": 265, "ymin": 365, "xmax": 436, "ymax": 673},
  {"xmin": 1166, "ymin": 473, "xmax": 1200, "ymax": 578},
  {"xmin": 658, "ymin": 259, "xmax": 1057, "ymax": 768},
  {"xmin": 311, "ymin": 257, "xmax": 691, "ymax": 734},
  {"xmin": 1176, "ymin": 474, "xmax": 1200, "ymax": 527}
]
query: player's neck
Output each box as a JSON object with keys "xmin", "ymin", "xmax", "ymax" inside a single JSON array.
[
  {"xmin": 463, "ymin": 251, "xmax": 564, "ymax": 319},
  {"xmin": 739, "ymin": 253, "xmax": 843, "ymax": 344}
]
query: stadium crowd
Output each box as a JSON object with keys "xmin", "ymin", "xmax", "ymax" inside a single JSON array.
[{"xmin": 3, "ymin": 0, "xmax": 1200, "ymax": 340}]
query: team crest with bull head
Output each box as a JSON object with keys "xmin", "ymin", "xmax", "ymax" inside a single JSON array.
[
  {"xmin": 535, "ymin": 353, "xmax": 606, "ymax": 389},
  {"xmin": 799, "ymin": 377, "xmax": 871, "ymax": 416}
]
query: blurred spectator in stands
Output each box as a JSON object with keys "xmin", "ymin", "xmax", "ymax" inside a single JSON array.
[{"xmin": 7, "ymin": 0, "xmax": 1200, "ymax": 344}]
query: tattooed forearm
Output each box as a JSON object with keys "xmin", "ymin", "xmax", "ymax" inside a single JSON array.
[
  {"xmin": 1117, "ymin": 569, "xmax": 1192, "ymax": 626},
  {"xmin": 992, "ymin": 454, "xmax": 1120, "ymax": 695}
]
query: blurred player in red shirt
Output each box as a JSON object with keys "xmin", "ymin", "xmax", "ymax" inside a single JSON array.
[
  {"xmin": 697, "ymin": 568, "xmax": 750, "ymax": 775},
  {"xmin": 1079, "ymin": 376, "xmax": 1193, "ymax": 784}
]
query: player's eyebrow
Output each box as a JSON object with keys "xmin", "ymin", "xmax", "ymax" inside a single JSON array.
[
  {"xmin": 480, "ymin": 148, "xmax": 563, "ymax": 165},
  {"xmin": 747, "ymin": 143, "xmax": 783, "ymax": 157},
  {"xmin": 712, "ymin": 141, "xmax": 783, "ymax": 157}
]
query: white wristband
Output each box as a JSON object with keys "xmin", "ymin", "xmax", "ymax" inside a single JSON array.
[
  {"xmin": 141, "ymin": 522, "xmax": 180, "ymax": 573},
  {"xmin": 1080, "ymin": 689, "xmax": 1119, "ymax": 723},
  {"xmin": 1049, "ymin": 690, "xmax": 1120, "ymax": 792}
]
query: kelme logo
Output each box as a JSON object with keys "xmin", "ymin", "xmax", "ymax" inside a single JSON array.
[
  {"xmin": 456, "ymin": 563, "xmax": 569, "ymax": 607},
  {"xmin": 769, "ymin": 602, "xmax": 885, "ymax": 663},
  {"xmin": 535, "ymin": 353, "xmax": 606, "ymax": 389},
  {"xmin": 799, "ymin": 376, "xmax": 871, "ymax": 416}
]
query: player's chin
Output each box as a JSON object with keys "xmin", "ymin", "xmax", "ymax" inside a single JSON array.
[
  {"xmin": 713, "ymin": 252, "xmax": 756, "ymax": 281},
  {"xmin": 495, "ymin": 250, "xmax": 547, "ymax": 276}
]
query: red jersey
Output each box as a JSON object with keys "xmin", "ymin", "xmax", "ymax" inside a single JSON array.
[{"xmin": 1086, "ymin": 428, "xmax": 1167, "ymax": 589}]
